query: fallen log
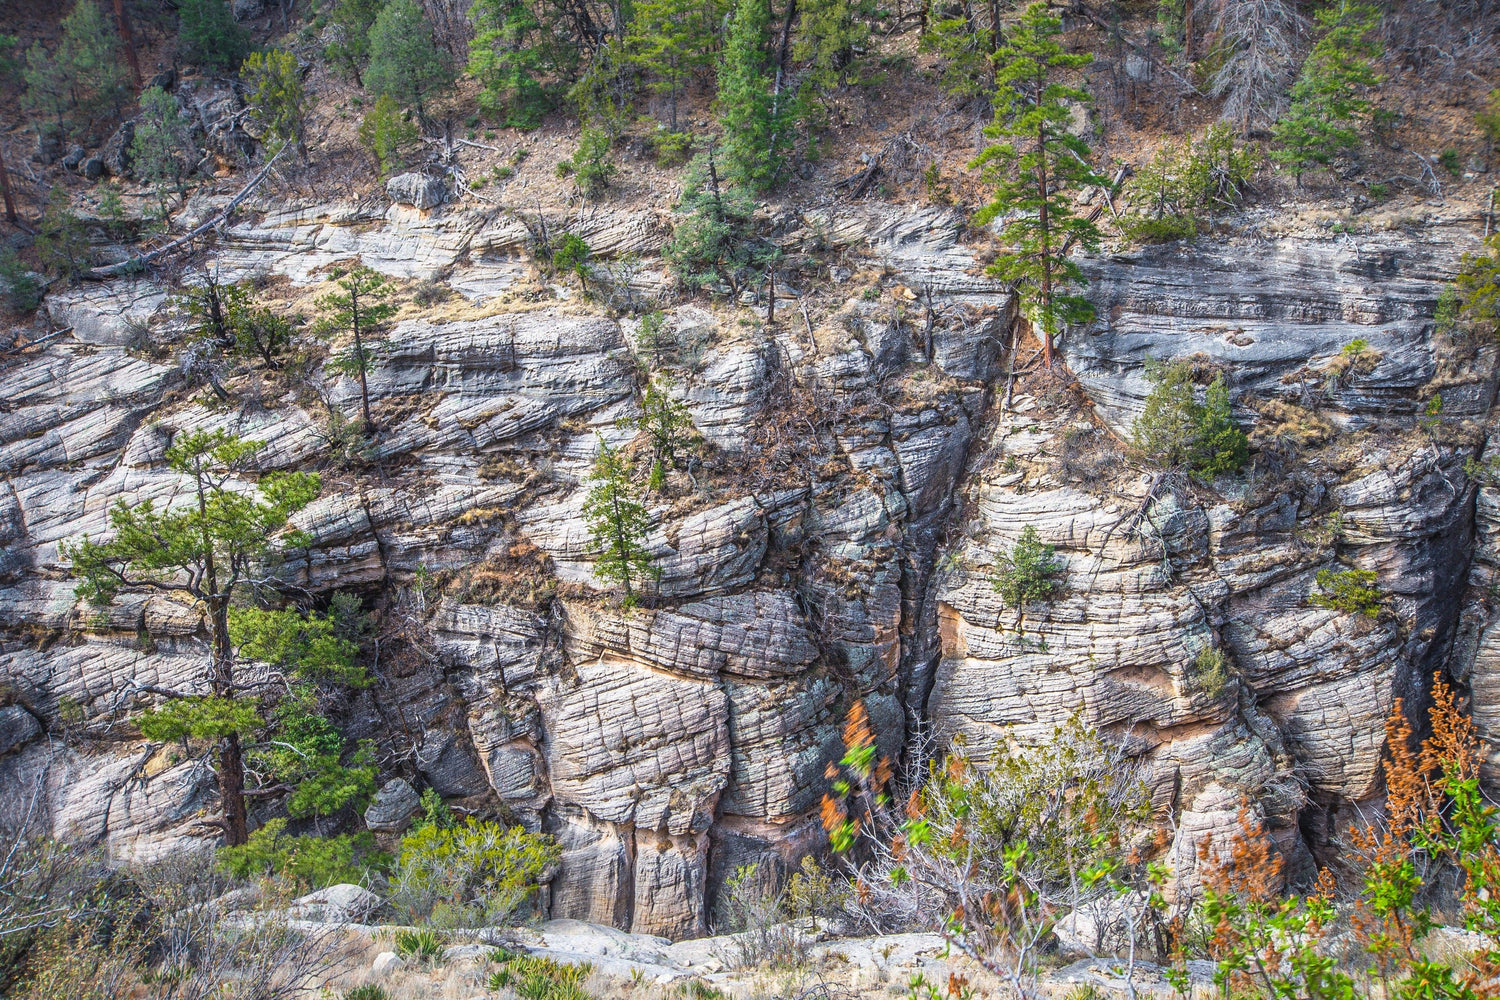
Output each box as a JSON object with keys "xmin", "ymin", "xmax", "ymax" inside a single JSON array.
[{"xmin": 85, "ymin": 144, "xmax": 289, "ymax": 280}]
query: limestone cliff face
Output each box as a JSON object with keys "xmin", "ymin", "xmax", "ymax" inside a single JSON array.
[{"xmin": 0, "ymin": 194, "xmax": 1489, "ymax": 935}]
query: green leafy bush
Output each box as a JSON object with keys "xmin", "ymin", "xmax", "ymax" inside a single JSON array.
[
  {"xmin": 0, "ymin": 250, "xmax": 42, "ymax": 313},
  {"xmin": 358, "ymin": 94, "xmax": 420, "ymax": 180},
  {"xmin": 1308, "ymin": 567, "xmax": 1382, "ymax": 617},
  {"xmin": 551, "ymin": 232, "xmax": 592, "ymax": 289},
  {"xmin": 652, "ymin": 129, "xmax": 694, "ymax": 166},
  {"xmin": 343, "ymin": 986, "xmax": 391, "ymax": 1000},
  {"xmin": 1120, "ymin": 123, "xmax": 1257, "ymax": 244},
  {"xmin": 1118, "ymin": 213, "xmax": 1199, "ymax": 244},
  {"xmin": 991, "ymin": 525, "xmax": 1065, "ymax": 632},
  {"xmin": 177, "ymin": 0, "xmax": 251, "ymax": 72},
  {"xmin": 217, "ymin": 818, "xmax": 386, "ymax": 887},
  {"xmin": 241, "ymin": 49, "xmax": 310, "ymax": 155},
  {"xmin": 389, "ymin": 817, "xmax": 560, "ymax": 926},
  {"xmin": 1132, "ymin": 360, "xmax": 1248, "ymax": 478},
  {"xmin": 557, "ymin": 128, "xmax": 616, "ymax": 198},
  {"xmin": 1190, "ymin": 646, "xmax": 1231, "ymax": 699}
]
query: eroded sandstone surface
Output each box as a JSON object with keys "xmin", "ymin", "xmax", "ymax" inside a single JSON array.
[{"xmin": 0, "ymin": 193, "xmax": 1490, "ymax": 935}]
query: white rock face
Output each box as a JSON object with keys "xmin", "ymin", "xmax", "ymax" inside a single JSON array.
[{"xmin": 0, "ymin": 192, "xmax": 1482, "ymax": 941}]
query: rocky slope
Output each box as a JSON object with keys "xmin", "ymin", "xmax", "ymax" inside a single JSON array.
[{"xmin": 0, "ymin": 177, "xmax": 1493, "ymax": 936}]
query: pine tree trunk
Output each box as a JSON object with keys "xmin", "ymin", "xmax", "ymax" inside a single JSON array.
[
  {"xmin": 0, "ymin": 144, "xmax": 17, "ymax": 226},
  {"xmin": 611, "ymin": 489, "xmax": 632, "ymax": 598},
  {"xmin": 219, "ymin": 732, "xmax": 250, "ymax": 846},
  {"xmin": 1036, "ymin": 119, "xmax": 1054, "ymax": 367},
  {"xmin": 113, "ymin": 0, "xmax": 143, "ymax": 88},
  {"xmin": 352, "ymin": 288, "xmax": 374, "ymax": 428}
]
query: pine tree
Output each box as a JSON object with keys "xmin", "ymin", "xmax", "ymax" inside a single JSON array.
[
  {"xmin": 970, "ymin": 1, "xmax": 1102, "ymax": 367},
  {"xmin": 317, "ymin": 263, "xmax": 397, "ymax": 430},
  {"xmin": 130, "ymin": 87, "xmax": 195, "ymax": 218},
  {"xmin": 718, "ymin": 0, "xmax": 796, "ymax": 192},
  {"xmin": 177, "ymin": 0, "xmax": 251, "ymax": 73},
  {"xmin": 583, "ymin": 439, "xmax": 656, "ymax": 607},
  {"xmin": 468, "ymin": 0, "xmax": 553, "ymax": 129},
  {"xmin": 1270, "ymin": 1, "xmax": 1381, "ymax": 179},
  {"xmin": 621, "ymin": 375, "xmax": 697, "ymax": 492},
  {"xmin": 241, "ymin": 49, "xmax": 311, "ymax": 158},
  {"xmin": 36, "ymin": 188, "xmax": 91, "ymax": 282},
  {"xmin": 663, "ymin": 144, "xmax": 771, "ymax": 292},
  {"xmin": 920, "ymin": 0, "xmax": 996, "ymax": 101},
  {"xmin": 626, "ymin": 0, "xmax": 712, "ymax": 130},
  {"xmin": 358, "ymin": 93, "xmax": 421, "ymax": 178},
  {"xmin": 63, "ymin": 430, "xmax": 325, "ymax": 846},
  {"xmin": 324, "ymin": 0, "xmax": 387, "ymax": 85},
  {"xmin": 365, "ymin": 0, "xmax": 455, "ymax": 119},
  {"xmin": 794, "ymin": 0, "xmax": 871, "ymax": 90},
  {"xmin": 22, "ymin": 0, "xmax": 130, "ymax": 141}
]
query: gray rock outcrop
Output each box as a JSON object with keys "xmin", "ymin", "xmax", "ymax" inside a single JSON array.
[
  {"xmin": 386, "ymin": 173, "xmax": 448, "ymax": 210},
  {"xmin": 0, "ymin": 185, "xmax": 1489, "ymax": 941},
  {"xmin": 363, "ymin": 778, "xmax": 421, "ymax": 833}
]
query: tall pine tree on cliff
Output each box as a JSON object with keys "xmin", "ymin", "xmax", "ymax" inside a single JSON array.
[
  {"xmin": 970, "ymin": 2, "xmax": 1102, "ymax": 367},
  {"xmin": 63, "ymin": 431, "xmax": 372, "ymax": 847}
]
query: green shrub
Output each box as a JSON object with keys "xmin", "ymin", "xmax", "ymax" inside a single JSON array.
[
  {"xmin": 487, "ymin": 949, "xmax": 594, "ymax": 1000},
  {"xmin": 652, "ymin": 129, "xmax": 694, "ymax": 166},
  {"xmin": 241, "ymin": 49, "xmax": 309, "ymax": 154},
  {"xmin": 991, "ymin": 525, "xmax": 1064, "ymax": 632},
  {"xmin": 392, "ymin": 927, "xmax": 446, "ymax": 964},
  {"xmin": 551, "ymin": 232, "xmax": 592, "ymax": 290},
  {"xmin": 177, "ymin": 0, "xmax": 251, "ymax": 72},
  {"xmin": 1119, "ymin": 123, "xmax": 1258, "ymax": 244},
  {"xmin": 1308, "ymin": 567, "xmax": 1382, "ymax": 617},
  {"xmin": 1119, "ymin": 213, "xmax": 1199, "ymax": 244},
  {"xmin": 487, "ymin": 951, "xmax": 589, "ymax": 998},
  {"xmin": 217, "ymin": 818, "xmax": 386, "ymax": 887},
  {"xmin": 0, "ymin": 249, "xmax": 41, "ymax": 312},
  {"xmin": 359, "ymin": 94, "xmax": 420, "ymax": 179},
  {"xmin": 558, "ymin": 128, "xmax": 616, "ymax": 198},
  {"xmin": 1481, "ymin": 88, "xmax": 1500, "ymax": 148},
  {"xmin": 388, "ymin": 817, "xmax": 559, "ymax": 926},
  {"xmin": 1439, "ymin": 148, "xmax": 1462, "ymax": 176},
  {"xmin": 1191, "ymin": 646, "xmax": 1231, "ymax": 699},
  {"xmin": 1132, "ymin": 360, "xmax": 1248, "ymax": 478},
  {"xmin": 343, "ymin": 987, "xmax": 391, "ymax": 1000}
]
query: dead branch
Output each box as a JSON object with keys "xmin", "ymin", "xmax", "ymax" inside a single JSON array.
[{"xmin": 85, "ymin": 144, "xmax": 290, "ymax": 279}]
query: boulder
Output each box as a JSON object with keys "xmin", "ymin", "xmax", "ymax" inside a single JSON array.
[
  {"xmin": 81, "ymin": 157, "xmax": 105, "ymax": 181},
  {"xmin": 370, "ymin": 952, "xmax": 404, "ymax": 976},
  {"xmin": 62, "ymin": 146, "xmax": 86, "ymax": 172},
  {"xmin": 386, "ymin": 172, "xmax": 448, "ymax": 210},
  {"xmin": 34, "ymin": 133, "xmax": 62, "ymax": 165},
  {"xmin": 288, "ymin": 883, "xmax": 382, "ymax": 923},
  {"xmin": 232, "ymin": 0, "xmax": 265, "ymax": 18},
  {"xmin": 101, "ymin": 121, "xmax": 134, "ymax": 177},
  {"xmin": 0, "ymin": 705, "xmax": 41, "ymax": 757},
  {"xmin": 363, "ymin": 777, "xmax": 420, "ymax": 833}
]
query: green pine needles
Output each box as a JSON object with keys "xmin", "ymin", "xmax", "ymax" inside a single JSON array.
[
  {"xmin": 1132, "ymin": 360, "xmax": 1249, "ymax": 479},
  {"xmin": 366, "ymin": 0, "xmax": 455, "ymax": 119},
  {"xmin": 318, "ymin": 263, "xmax": 398, "ymax": 430},
  {"xmin": 1271, "ymin": 1, "xmax": 1382, "ymax": 179},
  {"xmin": 991, "ymin": 524, "xmax": 1065, "ymax": 632},
  {"xmin": 64, "ymin": 430, "xmax": 330, "ymax": 846},
  {"xmin": 583, "ymin": 440, "xmax": 657, "ymax": 607},
  {"xmin": 717, "ymin": 0, "xmax": 800, "ymax": 193},
  {"xmin": 971, "ymin": 2, "xmax": 1103, "ymax": 367}
]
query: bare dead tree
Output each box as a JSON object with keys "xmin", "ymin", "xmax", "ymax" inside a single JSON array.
[
  {"xmin": 1208, "ymin": 0, "xmax": 1306, "ymax": 134},
  {"xmin": 418, "ymin": 0, "xmax": 476, "ymax": 61}
]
